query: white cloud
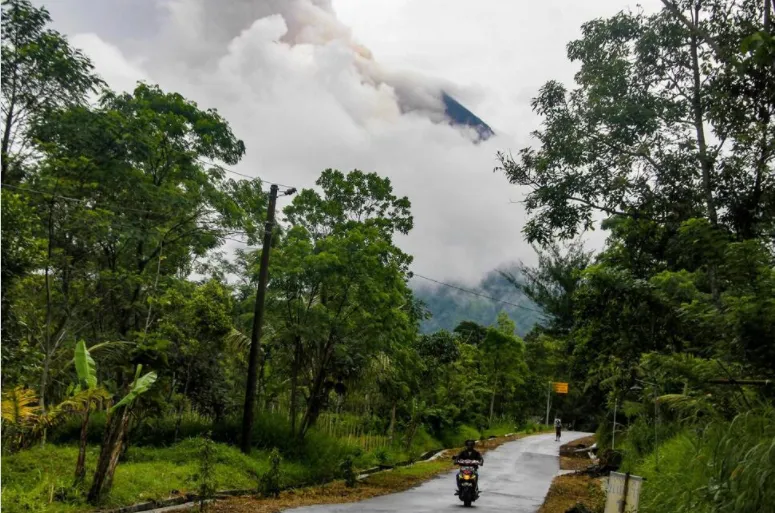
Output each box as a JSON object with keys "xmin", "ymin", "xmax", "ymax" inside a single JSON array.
[
  {"xmin": 54, "ymin": 0, "xmax": 661, "ymax": 283},
  {"xmin": 68, "ymin": 33, "xmax": 149, "ymax": 93}
]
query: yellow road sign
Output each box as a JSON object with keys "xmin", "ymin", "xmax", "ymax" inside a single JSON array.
[{"xmin": 553, "ymin": 382, "xmax": 569, "ymax": 394}]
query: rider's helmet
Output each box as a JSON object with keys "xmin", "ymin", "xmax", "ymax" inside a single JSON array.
[{"xmin": 465, "ymin": 439, "xmax": 475, "ymax": 451}]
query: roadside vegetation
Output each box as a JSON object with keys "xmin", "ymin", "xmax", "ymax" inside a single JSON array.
[{"xmin": 498, "ymin": 0, "xmax": 775, "ymax": 512}]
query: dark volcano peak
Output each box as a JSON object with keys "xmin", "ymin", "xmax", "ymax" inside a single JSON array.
[{"xmin": 441, "ymin": 92, "xmax": 494, "ymax": 142}]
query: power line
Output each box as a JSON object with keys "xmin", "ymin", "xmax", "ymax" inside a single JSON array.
[
  {"xmin": 195, "ymin": 159, "xmax": 296, "ymax": 191},
  {"xmin": 411, "ymin": 272, "xmax": 545, "ymax": 315},
  {"xmin": 2, "ymin": 183, "xmax": 251, "ymax": 237},
  {"xmin": 206, "ymin": 235, "xmax": 544, "ymax": 314},
  {"xmin": 5, "ymin": 184, "xmax": 541, "ymax": 315},
  {"xmin": 2, "ymin": 183, "xmax": 165, "ymax": 216}
]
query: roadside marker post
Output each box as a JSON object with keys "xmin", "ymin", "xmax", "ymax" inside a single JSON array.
[{"xmin": 605, "ymin": 471, "xmax": 643, "ymax": 513}]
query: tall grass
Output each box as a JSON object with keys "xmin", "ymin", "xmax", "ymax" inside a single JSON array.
[
  {"xmin": 438, "ymin": 424, "xmax": 481, "ymax": 447},
  {"xmin": 635, "ymin": 409, "xmax": 775, "ymax": 513}
]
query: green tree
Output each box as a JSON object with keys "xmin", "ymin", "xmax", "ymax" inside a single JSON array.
[
  {"xmin": 502, "ymin": 241, "xmax": 591, "ymax": 334},
  {"xmin": 1, "ymin": 0, "xmax": 104, "ymax": 184},
  {"xmin": 480, "ymin": 313, "xmax": 527, "ymax": 425},
  {"xmin": 10, "ymin": 82, "xmax": 252, "ymax": 418},
  {"xmin": 497, "ymin": 0, "xmax": 774, "ymax": 245},
  {"xmin": 266, "ymin": 169, "xmax": 416, "ymax": 438}
]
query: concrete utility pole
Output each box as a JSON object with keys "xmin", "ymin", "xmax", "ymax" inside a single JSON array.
[
  {"xmin": 545, "ymin": 381, "xmax": 552, "ymax": 426},
  {"xmin": 241, "ymin": 184, "xmax": 294, "ymax": 453}
]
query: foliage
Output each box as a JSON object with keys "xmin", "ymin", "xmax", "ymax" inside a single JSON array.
[
  {"xmin": 257, "ymin": 448, "xmax": 282, "ymax": 498},
  {"xmin": 5, "ymin": 1, "xmax": 773, "ymax": 511},
  {"xmin": 340, "ymin": 456, "xmax": 357, "ymax": 488},
  {"xmin": 1, "ymin": 441, "xmax": 261, "ymax": 513},
  {"xmin": 497, "ymin": 0, "xmax": 774, "ymax": 245},
  {"xmin": 495, "ymin": 2, "xmax": 775, "ymax": 509},
  {"xmin": 0, "ymin": 0, "xmax": 104, "ymax": 184},
  {"xmin": 635, "ymin": 409, "xmax": 775, "ymax": 513},
  {"xmin": 193, "ymin": 435, "xmax": 217, "ymax": 511}
]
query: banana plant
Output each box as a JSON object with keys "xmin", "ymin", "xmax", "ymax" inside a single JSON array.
[
  {"xmin": 66, "ymin": 340, "xmax": 111, "ymax": 485},
  {"xmin": 88, "ymin": 363, "xmax": 157, "ymax": 503},
  {"xmin": 109, "ymin": 364, "xmax": 158, "ymax": 412}
]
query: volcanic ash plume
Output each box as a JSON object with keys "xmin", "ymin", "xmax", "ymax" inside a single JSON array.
[{"xmin": 158, "ymin": 0, "xmax": 493, "ymax": 141}]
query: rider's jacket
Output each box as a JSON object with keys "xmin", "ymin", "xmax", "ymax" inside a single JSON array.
[{"xmin": 455, "ymin": 449, "xmax": 483, "ymax": 465}]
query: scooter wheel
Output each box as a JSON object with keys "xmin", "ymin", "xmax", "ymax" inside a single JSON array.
[{"xmin": 464, "ymin": 499, "xmax": 472, "ymax": 507}]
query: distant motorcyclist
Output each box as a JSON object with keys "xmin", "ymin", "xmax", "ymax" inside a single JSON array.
[
  {"xmin": 454, "ymin": 440, "xmax": 483, "ymax": 500},
  {"xmin": 554, "ymin": 418, "xmax": 562, "ymax": 441},
  {"xmin": 455, "ymin": 439, "xmax": 484, "ymax": 466}
]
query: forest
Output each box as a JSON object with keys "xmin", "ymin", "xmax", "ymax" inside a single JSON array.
[{"xmin": 1, "ymin": 0, "xmax": 774, "ymax": 512}]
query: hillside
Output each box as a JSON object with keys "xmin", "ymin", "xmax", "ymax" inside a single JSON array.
[{"xmin": 412, "ymin": 268, "xmax": 543, "ymax": 336}]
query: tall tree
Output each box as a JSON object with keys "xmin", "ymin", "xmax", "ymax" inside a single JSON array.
[
  {"xmin": 18, "ymin": 83, "xmax": 250, "ymax": 406},
  {"xmin": 267, "ymin": 169, "xmax": 416, "ymax": 438},
  {"xmin": 0, "ymin": 0, "xmax": 104, "ymax": 184},
  {"xmin": 497, "ymin": 0, "xmax": 774, "ymax": 245}
]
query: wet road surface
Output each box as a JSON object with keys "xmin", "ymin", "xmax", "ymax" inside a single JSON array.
[{"xmin": 286, "ymin": 431, "xmax": 591, "ymax": 513}]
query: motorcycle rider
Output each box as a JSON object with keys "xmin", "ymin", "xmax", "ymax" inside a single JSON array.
[
  {"xmin": 554, "ymin": 417, "xmax": 562, "ymax": 441},
  {"xmin": 454, "ymin": 440, "xmax": 483, "ymax": 496}
]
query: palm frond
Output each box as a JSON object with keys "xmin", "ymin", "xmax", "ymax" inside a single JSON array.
[
  {"xmin": 224, "ymin": 328, "xmax": 251, "ymax": 352},
  {"xmin": 1, "ymin": 387, "xmax": 41, "ymax": 425},
  {"xmin": 658, "ymin": 393, "xmax": 717, "ymax": 420},
  {"xmin": 59, "ymin": 387, "xmax": 112, "ymax": 413}
]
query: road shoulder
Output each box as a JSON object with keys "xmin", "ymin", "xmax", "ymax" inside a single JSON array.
[{"xmin": 538, "ymin": 435, "xmax": 605, "ymax": 513}]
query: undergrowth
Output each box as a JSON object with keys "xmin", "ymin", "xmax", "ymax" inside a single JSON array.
[{"xmin": 634, "ymin": 409, "xmax": 775, "ymax": 513}]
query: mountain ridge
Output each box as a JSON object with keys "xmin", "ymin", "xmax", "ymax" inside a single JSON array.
[{"xmin": 412, "ymin": 268, "xmax": 542, "ymax": 336}]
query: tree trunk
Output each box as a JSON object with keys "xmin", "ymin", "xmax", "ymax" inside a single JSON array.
[
  {"xmin": 1, "ymin": 100, "xmax": 14, "ymax": 184},
  {"xmin": 405, "ymin": 422, "xmax": 419, "ymax": 452},
  {"xmin": 256, "ymin": 348, "xmax": 268, "ymax": 413},
  {"xmin": 488, "ymin": 387, "xmax": 496, "ymax": 428},
  {"xmin": 289, "ymin": 337, "xmax": 301, "ymax": 435},
  {"xmin": 689, "ymin": 8, "xmax": 717, "ymax": 226},
  {"xmin": 688, "ymin": 10, "xmax": 721, "ymax": 301},
  {"xmin": 388, "ymin": 402, "xmax": 397, "ymax": 442},
  {"xmin": 88, "ymin": 407, "xmax": 131, "ymax": 504},
  {"xmin": 74, "ymin": 409, "xmax": 91, "ymax": 485},
  {"xmin": 39, "ymin": 354, "xmax": 51, "ymax": 448},
  {"xmin": 173, "ymin": 362, "xmax": 192, "ymax": 442},
  {"xmin": 299, "ymin": 338, "xmax": 335, "ymax": 438}
]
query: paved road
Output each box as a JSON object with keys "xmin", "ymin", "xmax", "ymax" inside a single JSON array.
[{"xmin": 286, "ymin": 431, "xmax": 591, "ymax": 513}]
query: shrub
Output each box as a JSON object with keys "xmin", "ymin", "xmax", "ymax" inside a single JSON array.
[
  {"xmin": 340, "ymin": 456, "xmax": 356, "ymax": 488},
  {"xmin": 257, "ymin": 449, "xmax": 282, "ymax": 498},
  {"xmin": 192, "ymin": 435, "xmax": 217, "ymax": 511}
]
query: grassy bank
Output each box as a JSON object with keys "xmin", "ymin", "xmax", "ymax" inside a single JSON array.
[
  {"xmin": 2, "ymin": 419, "xmax": 544, "ymax": 513},
  {"xmin": 626, "ymin": 410, "xmax": 775, "ymax": 513}
]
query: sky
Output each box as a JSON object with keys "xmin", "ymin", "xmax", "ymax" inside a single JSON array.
[{"xmin": 36, "ymin": 0, "xmax": 661, "ymax": 284}]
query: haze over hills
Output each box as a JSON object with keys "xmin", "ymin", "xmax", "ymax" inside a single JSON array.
[{"xmin": 412, "ymin": 268, "xmax": 544, "ymax": 337}]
